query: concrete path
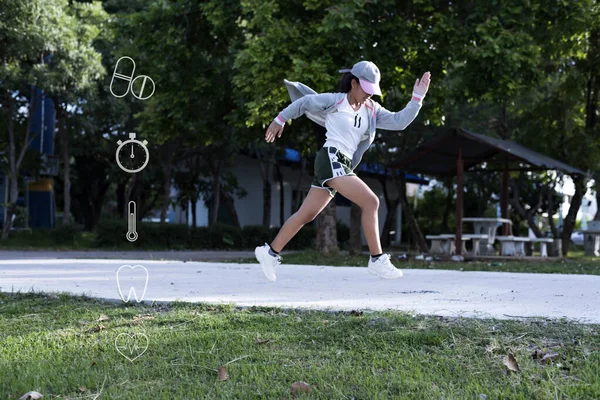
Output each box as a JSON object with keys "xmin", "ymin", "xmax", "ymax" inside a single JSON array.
[{"xmin": 1, "ymin": 257, "xmax": 599, "ymax": 324}]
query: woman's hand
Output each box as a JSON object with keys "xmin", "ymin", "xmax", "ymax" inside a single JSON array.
[
  {"xmin": 265, "ymin": 121, "xmax": 284, "ymax": 143},
  {"xmin": 413, "ymin": 71, "xmax": 431, "ymax": 97}
]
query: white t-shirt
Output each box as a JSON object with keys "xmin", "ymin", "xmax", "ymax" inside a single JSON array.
[{"xmin": 323, "ymin": 95, "xmax": 369, "ymax": 159}]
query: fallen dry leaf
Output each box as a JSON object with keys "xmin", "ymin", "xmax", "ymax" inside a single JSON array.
[
  {"xmin": 96, "ymin": 314, "xmax": 110, "ymax": 322},
  {"xmin": 19, "ymin": 391, "xmax": 43, "ymax": 400},
  {"xmin": 503, "ymin": 353, "xmax": 520, "ymax": 372},
  {"xmin": 218, "ymin": 365, "xmax": 228, "ymax": 381},
  {"xmin": 255, "ymin": 338, "xmax": 272, "ymax": 345},
  {"xmin": 291, "ymin": 381, "xmax": 313, "ymax": 396}
]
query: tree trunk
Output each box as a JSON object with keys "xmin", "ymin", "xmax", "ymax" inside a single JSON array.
[
  {"xmin": 220, "ymin": 185, "xmax": 240, "ymax": 228},
  {"xmin": 209, "ymin": 159, "xmax": 222, "ymax": 226},
  {"xmin": 548, "ymin": 183, "xmax": 559, "ymax": 238},
  {"xmin": 160, "ymin": 152, "xmax": 174, "ymax": 224},
  {"xmin": 116, "ymin": 181, "xmax": 126, "ymax": 219},
  {"xmin": 381, "ymin": 199, "xmax": 400, "ymax": 248},
  {"xmin": 392, "ymin": 171, "xmax": 428, "ymax": 252},
  {"xmin": 588, "ymin": 30, "xmax": 600, "ymax": 220},
  {"xmin": 292, "ymin": 158, "xmax": 306, "ymax": 213},
  {"xmin": 260, "ymin": 161, "xmax": 272, "ymax": 227},
  {"xmin": 509, "ymin": 176, "xmax": 544, "ymax": 237},
  {"xmin": 276, "ymin": 163, "xmax": 285, "ymax": 226},
  {"xmin": 2, "ymin": 91, "xmax": 36, "ymax": 239},
  {"xmin": 562, "ymin": 176, "xmax": 586, "ymax": 255},
  {"xmin": 316, "ymin": 200, "xmax": 338, "ymax": 255},
  {"xmin": 2, "ymin": 95, "xmax": 18, "ymax": 239},
  {"xmin": 349, "ymin": 202, "xmax": 362, "ymax": 255},
  {"xmin": 379, "ymin": 173, "xmax": 399, "ymax": 248},
  {"xmin": 441, "ymin": 177, "xmax": 454, "ymax": 232},
  {"xmin": 57, "ymin": 107, "xmax": 71, "ymax": 225},
  {"xmin": 191, "ymin": 197, "xmax": 197, "ymax": 229},
  {"xmin": 594, "ymin": 173, "xmax": 600, "ymax": 221}
]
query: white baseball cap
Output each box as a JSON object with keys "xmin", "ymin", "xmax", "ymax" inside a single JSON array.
[{"xmin": 340, "ymin": 61, "xmax": 382, "ymax": 96}]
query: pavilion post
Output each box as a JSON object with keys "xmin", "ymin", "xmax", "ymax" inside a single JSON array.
[
  {"xmin": 455, "ymin": 138, "xmax": 464, "ymax": 256},
  {"xmin": 501, "ymin": 156, "xmax": 509, "ymax": 235}
]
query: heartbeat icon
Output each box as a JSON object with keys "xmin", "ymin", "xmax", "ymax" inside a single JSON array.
[{"xmin": 115, "ymin": 332, "xmax": 149, "ymax": 362}]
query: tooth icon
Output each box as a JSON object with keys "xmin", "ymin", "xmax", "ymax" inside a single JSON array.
[
  {"xmin": 115, "ymin": 332, "xmax": 149, "ymax": 362},
  {"xmin": 116, "ymin": 265, "xmax": 149, "ymax": 303}
]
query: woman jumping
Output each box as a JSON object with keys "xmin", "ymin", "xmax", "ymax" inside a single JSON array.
[{"xmin": 255, "ymin": 61, "xmax": 431, "ymax": 281}]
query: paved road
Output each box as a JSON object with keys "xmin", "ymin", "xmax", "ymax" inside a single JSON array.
[{"xmin": 1, "ymin": 257, "xmax": 599, "ymax": 323}]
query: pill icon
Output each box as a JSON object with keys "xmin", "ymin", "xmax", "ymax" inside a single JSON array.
[
  {"xmin": 110, "ymin": 56, "xmax": 136, "ymax": 98},
  {"xmin": 131, "ymin": 75, "xmax": 156, "ymax": 100}
]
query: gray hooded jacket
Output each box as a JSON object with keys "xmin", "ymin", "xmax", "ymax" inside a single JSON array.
[{"xmin": 277, "ymin": 79, "xmax": 423, "ymax": 169}]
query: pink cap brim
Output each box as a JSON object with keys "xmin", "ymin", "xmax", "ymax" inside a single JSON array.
[{"xmin": 359, "ymin": 79, "xmax": 382, "ymax": 96}]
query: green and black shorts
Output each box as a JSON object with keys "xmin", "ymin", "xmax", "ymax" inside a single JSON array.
[{"xmin": 311, "ymin": 146, "xmax": 356, "ymax": 197}]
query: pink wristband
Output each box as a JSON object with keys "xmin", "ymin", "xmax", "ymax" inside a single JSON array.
[
  {"xmin": 411, "ymin": 92, "xmax": 424, "ymax": 103},
  {"xmin": 274, "ymin": 115, "xmax": 286, "ymax": 126}
]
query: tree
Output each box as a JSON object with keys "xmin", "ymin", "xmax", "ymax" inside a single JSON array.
[
  {"xmin": 120, "ymin": 0, "xmax": 244, "ymax": 225},
  {"xmin": 0, "ymin": 0, "xmax": 80, "ymax": 238},
  {"xmin": 43, "ymin": 2, "xmax": 106, "ymax": 225}
]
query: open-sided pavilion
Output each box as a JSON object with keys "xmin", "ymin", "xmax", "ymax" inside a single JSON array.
[{"xmin": 392, "ymin": 128, "xmax": 585, "ymax": 256}]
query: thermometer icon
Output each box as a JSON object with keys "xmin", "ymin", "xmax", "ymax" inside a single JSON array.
[{"xmin": 126, "ymin": 201, "xmax": 138, "ymax": 242}]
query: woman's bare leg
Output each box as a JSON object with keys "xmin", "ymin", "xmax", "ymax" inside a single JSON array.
[
  {"xmin": 270, "ymin": 187, "xmax": 333, "ymax": 252},
  {"xmin": 326, "ymin": 176, "xmax": 382, "ymax": 255}
]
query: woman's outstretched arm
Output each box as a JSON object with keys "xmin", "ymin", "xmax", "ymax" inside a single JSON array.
[
  {"xmin": 376, "ymin": 71, "xmax": 431, "ymax": 131},
  {"xmin": 265, "ymin": 92, "xmax": 339, "ymax": 142}
]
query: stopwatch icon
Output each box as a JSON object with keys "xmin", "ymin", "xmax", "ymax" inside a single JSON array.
[{"xmin": 116, "ymin": 132, "xmax": 149, "ymax": 173}]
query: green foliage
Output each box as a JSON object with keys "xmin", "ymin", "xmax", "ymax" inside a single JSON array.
[
  {"xmin": 414, "ymin": 187, "xmax": 453, "ymax": 235},
  {"xmin": 52, "ymin": 224, "xmax": 82, "ymax": 244},
  {"xmin": 93, "ymin": 220, "xmax": 329, "ymax": 250}
]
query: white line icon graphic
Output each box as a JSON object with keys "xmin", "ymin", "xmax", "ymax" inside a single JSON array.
[
  {"xmin": 115, "ymin": 132, "xmax": 150, "ymax": 174},
  {"xmin": 126, "ymin": 201, "xmax": 138, "ymax": 242},
  {"xmin": 116, "ymin": 265, "xmax": 148, "ymax": 303},
  {"xmin": 131, "ymin": 75, "xmax": 156, "ymax": 100},
  {"xmin": 115, "ymin": 332, "xmax": 149, "ymax": 362},
  {"xmin": 110, "ymin": 56, "xmax": 155, "ymax": 100}
]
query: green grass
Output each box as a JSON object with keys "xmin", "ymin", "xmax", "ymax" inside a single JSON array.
[
  {"xmin": 218, "ymin": 251, "xmax": 600, "ymax": 276},
  {"xmin": 1, "ymin": 291, "xmax": 599, "ymax": 399},
  {"xmin": 0, "ymin": 229, "xmax": 97, "ymax": 250}
]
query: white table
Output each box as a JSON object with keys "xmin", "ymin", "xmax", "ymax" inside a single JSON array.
[{"xmin": 463, "ymin": 218, "xmax": 513, "ymax": 256}]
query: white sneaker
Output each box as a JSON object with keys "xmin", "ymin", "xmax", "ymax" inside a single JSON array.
[
  {"xmin": 368, "ymin": 254, "xmax": 403, "ymax": 279},
  {"xmin": 255, "ymin": 244, "xmax": 281, "ymax": 282}
]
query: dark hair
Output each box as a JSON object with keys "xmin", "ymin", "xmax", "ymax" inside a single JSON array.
[{"xmin": 339, "ymin": 71, "xmax": 359, "ymax": 93}]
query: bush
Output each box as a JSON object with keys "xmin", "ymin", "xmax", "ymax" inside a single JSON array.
[
  {"xmin": 286, "ymin": 224, "xmax": 316, "ymax": 250},
  {"xmin": 95, "ymin": 219, "xmax": 123, "ymax": 247},
  {"xmin": 94, "ymin": 219, "xmax": 348, "ymax": 250},
  {"xmin": 135, "ymin": 223, "xmax": 190, "ymax": 249},
  {"xmin": 189, "ymin": 224, "xmax": 243, "ymax": 249},
  {"xmin": 242, "ymin": 225, "xmax": 274, "ymax": 248},
  {"xmin": 52, "ymin": 224, "xmax": 81, "ymax": 244}
]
